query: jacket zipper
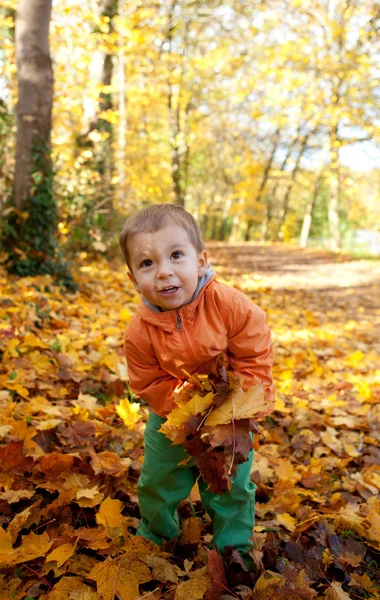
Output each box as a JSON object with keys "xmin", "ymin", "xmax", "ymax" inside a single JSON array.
[{"xmin": 176, "ymin": 311, "xmax": 198, "ymax": 363}]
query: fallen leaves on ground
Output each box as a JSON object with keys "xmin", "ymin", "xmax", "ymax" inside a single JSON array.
[{"xmin": 0, "ymin": 248, "xmax": 379, "ymax": 599}]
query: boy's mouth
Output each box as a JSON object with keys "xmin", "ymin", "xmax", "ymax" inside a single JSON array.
[{"xmin": 159, "ymin": 286, "xmax": 179, "ymax": 295}]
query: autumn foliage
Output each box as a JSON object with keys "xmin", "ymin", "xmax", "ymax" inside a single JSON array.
[{"xmin": 0, "ymin": 247, "xmax": 379, "ymax": 599}]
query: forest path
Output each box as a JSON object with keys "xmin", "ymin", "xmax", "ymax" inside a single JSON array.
[
  {"xmin": 206, "ymin": 243, "xmax": 380, "ymax": 346},
  {"xmin": 207, "ymin": 242, "xmax": 380, "ymax": 291}
]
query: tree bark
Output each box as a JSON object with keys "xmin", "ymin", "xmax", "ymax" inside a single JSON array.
[
  {"xmin": 167, "ymin": 0, "xmax": 186, "ymax": 207},
  {"xmin": 275, "ymin": 130, "xmax": 313, "ymax": 241},
  {"xmin": 94, "ymin": 0, "xmax": 118, "ymax": 219},
  {"xmin": 246, "ymin": 127, "xmax": 280, "ymax": 241},
  {"xmin": 299, "ymin": 142, "xmax": 329, "ymax": 248},
  {"xmin": 261, "ymin": 129, "xmax": 299, "ymax": 241},
  {"xmin": 328, "ymin": 123, "xmax": 342, "ymax": 251},
  {"xmin": 14, "ymin": 0, "xmax": 53, "ymax": 210}
]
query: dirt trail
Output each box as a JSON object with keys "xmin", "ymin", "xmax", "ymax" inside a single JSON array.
[
  {"xmin": 207, "ymin": 243, "xmax": 380, "ymax": 348},
  {"xmin": 207, "ymin": 242, "xmax": 380, "ymax": 291}
]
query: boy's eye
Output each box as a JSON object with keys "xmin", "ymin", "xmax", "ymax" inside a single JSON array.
[
  {"xmin": 140, "ymin": 259, "xmax": 153, "ymax": 268},
  {"xmin": 171, "ymin": 251, "xmax": 183, "ymax": 259}
]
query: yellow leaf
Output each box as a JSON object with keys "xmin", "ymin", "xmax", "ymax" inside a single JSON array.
[
  {"xmin": 36, "ymin": 418, "xmax": 62, "ymax": 431},
  {"xmin": 76, "ymin": 488, "xmax": 104, "ymax": 508},
  {"xmin": 22, "ymin": 332, "xmax": 49, "ymax": 349},
  {"xmin": 89, "ymin": 554, "xmax": 151, "ymax": 600},
  {"xmin": 274, "ymin": 460, "xmax": 300, "ymax": 483},
  {"xmin": 119, "ymin": 308, "xmax": 131, "ymax": 321},
  {"xmin": 0, "ymin": 489, "xmax": 34, "ymax": 504},
  {"xmin": 325, "ymin": 581, "xmax": 351, "ymax": 600},
  {"xmin": 44, "ymin": 575, "xmax": 99, "ymax": 600},
  {"xmin": 253, "ymin": 570, "xmax": 286, "ymax": 593},
  {"xmin": 276, "ymin": 513, "xmax": 297, "ymax": 533},
  {"xmin": 116, "ymin": 398, "xmax": 141, "ymax": 429},
  {"xmin": 4, "ymin": 338, "xmax": 19, "ymax": 358},
  {"xmin": 104, "ymin": 352, "xmax": 119, "ymax": 371},
  {"xmin": 344, "ymin": 350, "xmax": 364, "ymax": 367},
  {"xmin": 47, "ymin": 541, "xmax": 77, "ymax": 567},
  {"xmin": 174, "ymin": 578, "xmax": 210, "ymax": 600},
  {"xmin": 96, "ymin": 497, "xmax": 123, "ymax": 529},
  {"xmin": 0, "ymin": 526, "xmax": 13, "ymax": 554},
  {"xmin": 204, "ymin": 384, "xmax": 265, "ymax": 426},
  {"xmin": 160, "ymin": 391, "xmax": 215, "ymax": 442},
  {"xmin": 323, "ymin": 548, "xmax": 334, "ymax": 567},
  {"xmin": 15, "ymin": 530, "xmax": 52, "ymax": 563}
]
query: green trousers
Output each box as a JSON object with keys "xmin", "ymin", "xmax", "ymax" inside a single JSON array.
[{"xmin": 136, "ymin": 412, "xmax": 256, "ymax": 553}]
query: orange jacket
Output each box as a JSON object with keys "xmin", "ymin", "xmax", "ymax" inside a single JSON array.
[{"xmin": 124, "ymin": 277, "xmax": 275, "ymax": 418}]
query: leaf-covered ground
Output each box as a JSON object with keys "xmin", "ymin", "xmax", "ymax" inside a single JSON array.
[{"xmin": 0, "ymin": 245, "xmax": 379, "ymax": 600}]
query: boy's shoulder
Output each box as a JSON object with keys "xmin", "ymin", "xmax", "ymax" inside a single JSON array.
[
  {"xmin": 124, "ymin": 305, "xmax": 147, "ymax": 342},
  {"xmin": 207, "ymin": 278, "xmax": 250, "ymax": 305},
  {"xmin": 208, "ymin": 279, "xmax": 265, "ymax": 319}
]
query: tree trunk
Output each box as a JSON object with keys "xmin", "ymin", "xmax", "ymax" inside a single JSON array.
[
  {"xmin": 246, "ymin": 126, "xmax": 280, "ymax": 241},
  {"xmin": 261, "ymin": 129, "xmax": 299, "ymax": 241},
  {"xmin": 275, "ymin": 130, "xmax": 312, "ymax": 240},
  {"xmin": 117, "ymin": 37, "xmax": 127, "ymax": 206},
  {"xmin": 2, "ymin": 0, "xmax": 74, "ymax": 286},
  {"xmin": 328, "ymin": 124, "xmax": 341, "ymax": 251},
  {"xmin": 167, "ymin": 0, "xmax": 187, "ymax": 207},
  {"xmin": 300, "ymin": 173, "xmax": 322, "ymax": 249},
  {"xmin": 14, "ymin": 0, "xmax": 53, "ymax": 210},
  {"xmin": 94, "ymin": 0, "xmax": 118, "ymax": 220},
  {"xmin": 300, "ymin": 142, "xmax": 329, "ymax": 248}
]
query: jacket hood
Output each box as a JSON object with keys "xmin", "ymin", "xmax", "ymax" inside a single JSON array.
[{"xmin": 136, "ymin": 268, "xmax": 216, "ymax": 331}]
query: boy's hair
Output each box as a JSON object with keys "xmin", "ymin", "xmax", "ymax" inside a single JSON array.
[{"xmin": 119, "ymin": 204, "xmax": 204, "ymax": 270}]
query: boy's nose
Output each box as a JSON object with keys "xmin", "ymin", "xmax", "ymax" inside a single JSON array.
[{"xmin": 157, "ymin": 261, "xmax": 174, "ymax": 279}]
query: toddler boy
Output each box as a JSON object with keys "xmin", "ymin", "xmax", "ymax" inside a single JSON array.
[{"xmin": 119, "ymin": 203, "xmax": 275, "ymax": 559}]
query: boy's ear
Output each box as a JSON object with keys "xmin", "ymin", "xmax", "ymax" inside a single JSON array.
[
  {"xmin": 127, "ymin": 271, "xmax": 141, "ymax": 293},
  {"xmin": 197, "ymin": 250, "xmax": 208, "ymax": 277}
]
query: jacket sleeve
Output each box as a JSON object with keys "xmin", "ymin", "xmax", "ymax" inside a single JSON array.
[
  {"xmin": 227, "ymin": 291, "xmax": 275, "ymax": 417},
  {"xmin": 123, "ymin": 328, "xmax": 179, "ymax": 417}
]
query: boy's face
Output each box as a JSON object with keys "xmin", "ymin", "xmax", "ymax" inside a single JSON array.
[{"xmin": 127, "ymin": 224, "xmax": 208, "ymax": 311}]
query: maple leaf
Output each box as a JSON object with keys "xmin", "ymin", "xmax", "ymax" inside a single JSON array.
[
  {"xmin": 325, "ymin": 582, "xmax": 351, "ymax": 600},
  {"xmin": 116, "ymin": 397, "xmax": 141, "ymax": 429},
  {"xmin": 46, "ymin": 541, "xmax": 77, "ymax": 567},
  {"xmin": 174, "ymin": 578, "xmax": 210, "ymax": 600},
  {"xmin": 186, "ymin": 439, "xmax": 231, "ymax": 494},
  {"xmin": 89, "ymin": 553, "xmax": 151, "ymax": 600},
  {"xmin": 44, "ymin": 575, "xmax": 99, "ymax": 599},
  {"xmin": 204, "ymin": 549, "xmax": 228, "ymax": 600},
  {"xmin": 96, "ymin": 496, "xmax": 124, "ymax": 530},
  {"xmin": 15, "ymin": 530, "xmax": 53, "ymax": 564},
  {"xmin": 204, "ymin": 382, "xmax": 266, "ymax": 426},
  {"xmin": 0, "ymin": 489, "xmax": 34, "ymax": 503},
  {"xmin": 159, "ymin": 391, "xmax": 215, "ymax": 443},
  {"xmin": 0, "ymin": 526, "xmax": 13, "ymax": 557},
  {"xmin": 144, "ymin": 554, "xmax": 179, "ymax": 584},
  {"xmin": 179, "ymin": 517, "xmax": 202, "ymax": 546},
  {"xmin": 89, "ymin": 449, "xmax": 131, "ymax": 476}
]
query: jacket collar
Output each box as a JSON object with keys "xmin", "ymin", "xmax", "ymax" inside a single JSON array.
[{"xmin": 136, "ymin": 272, "xmax": 216, "ymax": 331}]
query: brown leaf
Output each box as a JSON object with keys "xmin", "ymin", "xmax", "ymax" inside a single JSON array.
[
  {"xmin": 179, "ymin": 517, "xmax": 202, "ymax": 545},
  {"xmin": 144, "ymin": 554, "xmax": 179, "ymax": 584},
  {"xmin": 204, "ymin": 549, "xmax": 229, "ymax": 600}
]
